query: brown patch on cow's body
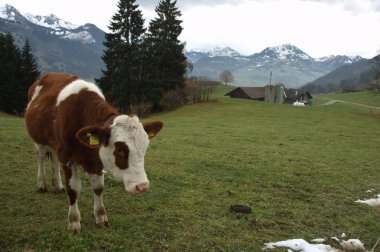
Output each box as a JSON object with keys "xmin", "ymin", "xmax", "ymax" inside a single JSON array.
[
  {"xmin": 113, "ymin": 142, "xmax": 130, "ymax": 169},
  {"xmin": 25, "ymin": 73, "xmax": 79, "ymax": 147},
  {"xmin": 93, "ymin": 187, "xmax": 104, "ymax": 196}
]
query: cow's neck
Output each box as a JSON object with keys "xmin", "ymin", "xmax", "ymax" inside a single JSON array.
[{"xmin": 86, "ymin": 98, "xmax": 118, "ymax": 127}]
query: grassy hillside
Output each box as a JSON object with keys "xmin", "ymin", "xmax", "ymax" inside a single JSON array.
[
  {"xmin": 0, "ymin": 91, "xmax": 379, "ymax": 251},
  {"xmin": 317, "ymin": 91, "xmax": 380, "ymax": 107}
]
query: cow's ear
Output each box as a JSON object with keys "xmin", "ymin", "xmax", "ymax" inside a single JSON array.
[
  {"xmin": 76, "ymin": 126, "xmax": 110, "ymax": 148},
  {"xmin": 143, "ymin": 121, "xmax": 163, "ymax": 139}
]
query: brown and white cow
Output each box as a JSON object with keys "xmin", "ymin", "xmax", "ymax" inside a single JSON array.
[{"xmin": 25, "ymin": 73, "xmax": 163, "ymax": 234}]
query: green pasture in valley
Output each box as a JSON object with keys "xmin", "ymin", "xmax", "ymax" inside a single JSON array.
[{"xmin": 0, "ymin": 89, "xmax": 379, "ymax": 251}]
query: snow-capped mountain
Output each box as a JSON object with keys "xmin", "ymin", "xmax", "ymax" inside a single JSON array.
[
  {"xmin": 186, "ymin": 46, "xmax": 241, "ymax": 63},
  {"xmin": 24, "ymin": 13, "xmax": 79, "ymax": 30},
  {"xmin": 210, "ymin": 46, "xmax": 240, "ymax": 57},
  {"xmin": 256, "ymin": 44, "xmax": 312, "ymax": 61},
  {"xmin": 0, "ymin": 4, "xmax": 105, "ymax": 79},
  {"xmin": 0, "ymin": 4, "xmax": 28, "ymax": 24},
  {"xmin": 23, "ymin": 12, "xmax": 96, "ymax": 44},
  {"xmin": 186, "ymin": 44, "xmax": 363, "ymax": 87}
]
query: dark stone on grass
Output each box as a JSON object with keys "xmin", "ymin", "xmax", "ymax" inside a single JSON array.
[{"xmin": 230, "ymin": 204, "xmax": 252, "ymax": 214}]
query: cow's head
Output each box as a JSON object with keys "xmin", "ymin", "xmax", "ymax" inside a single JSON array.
[{"xmin": 76, "ymin": 115, "xmax": 163, "ymax": 194}]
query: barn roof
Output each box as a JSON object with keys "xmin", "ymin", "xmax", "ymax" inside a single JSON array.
[{"xmin": 225, "ymin": 87, "xmax": 265, "ymax": 99}]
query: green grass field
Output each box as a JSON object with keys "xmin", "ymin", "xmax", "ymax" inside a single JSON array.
[
  {"xmin": 317, "ymin": 91, "xmax": 380, "ymax": 107},
  {"xmin": 0, "ymin": 89, "xmax": 379, "ymax": 251}
]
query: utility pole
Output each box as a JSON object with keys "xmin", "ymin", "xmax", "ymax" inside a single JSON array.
[{"xmin": 269, "ymin": 71, "xmax": 272, "ymax": 84}]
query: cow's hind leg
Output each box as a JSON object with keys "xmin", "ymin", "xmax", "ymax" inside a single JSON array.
[
  {"xmin": 87, "ymin": 172, "xmax": 108, "ymax": 228},
  {"xmin": 51, "ymin": 151, "xmax": 64, "ymax": 192},
  {"xmin": 63, "ymin": 164, "xmax": 82, "ymax": 234},
  {"xmin": 35, "ymin": 144, "xmax": 47, "ymax": 193}
]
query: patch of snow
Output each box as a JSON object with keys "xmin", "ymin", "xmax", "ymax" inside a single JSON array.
[
  {"xmin": 267, "ymin": 44, "xmax": 312, "ymax": 60},
  {"xmin": 210, "ymin": 46, "xmax": 240, "ymax": 57},
  {"xmin": 340, "ymin": 239, "xmax": 365, "ymax": 251},
  {"xmin": 315, "ymin": 55, "xmax": 335, "ymax": 62},
  {"xmin": 54, "ymin": 31, "xmax": 65, "ymax": 36},
  {"xmin": 62, "ymin": 31, "xmax": 95, "ymax": 44},
  {"xmin": 263, "ymin": 239, "xmax": 337, "ymax": 252},
  {"xmin": 310, "ymin": 238, "xmax": 325, "ymax": 243},
  {"xmin": 264, "ymin": 236, "xmax": 366, "ymax": 252},
  {"xmin": 330, "ymin": 237, "xmax": 340, "ymax": 242},
  {"xmin": 24, "ymin": 13, "xmax": 79, "ymax": 30},
  {"xmin": 355, "ymin": 194, "xmax": 380, "ymax": 206},
  {"xmin": 293, "ymin": 101, "xmax": 305, "ymax": 106},
  {"xmin": 366, "ymin": 189, "xmax": 375, "ymax": 193},
  {"xmin": 0, "ymin": 4, "xmax": 16, "ymax": 21}
]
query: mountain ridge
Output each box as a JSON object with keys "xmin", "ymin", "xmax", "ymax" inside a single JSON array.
[
  {"xmin": 1, "ymin": 4, "xmax": 370, "ymax": 89},
  {"xmin": 0, "ymin": 3, "xmax": 105, "ymax": 79},
  {"xmin": 185, "ymin": 44, "xmax": 363, "ymax": 88}
]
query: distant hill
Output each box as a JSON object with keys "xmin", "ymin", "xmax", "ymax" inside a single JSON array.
[
  {"xmin": 301, "ymin": 55, "xmax": 380, "ymax": 93},
  {"xmin": 186, "ymin": 44, "xmax": 363, "ymax": 88},
  {"xmin": 0, "ymin": 4, "xmax": 105, "ymax": 80}
]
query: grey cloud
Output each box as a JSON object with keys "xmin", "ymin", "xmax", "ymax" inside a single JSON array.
[
  {"xmin": 137, "ymin": 0, "xmax": 247, "ymax": 10},
  {"xmin": 137, "ymin": 0, "xmax": 380, "ymax": 14},
  {"xmin": 300, "ymin": 0, "xmax": 380, "ymax": 14}
]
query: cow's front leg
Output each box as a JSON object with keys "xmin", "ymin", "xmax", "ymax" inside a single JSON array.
[
  {"xmin": 87, "ymin": 172, "xmax": 108, "ymax": 228},
  {"xmin": 63, "ymin": 164, "xmax": 81, "ymax": 234}
]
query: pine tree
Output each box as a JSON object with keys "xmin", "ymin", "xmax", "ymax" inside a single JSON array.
[
  {"xmin": 0, "ymin": 33, "xmax": 23, "ymax": 114},
  {"xmin": 22, "ymin": 39, "xmax": 40, "ymax": 85},
  {"xmin": 144, "ymin": 0, "xmax": 186, "ymax": 109},
  {"xmin": 18, "ymin": 39, "xmax": 41, "ymax": 112},
  {"xmin": 97, "ymin": 0, "xmax": 146, "ymax": 112},
  {"xmin": 0, "ymin": 35, "xmax": 40, "ymax": 115}
]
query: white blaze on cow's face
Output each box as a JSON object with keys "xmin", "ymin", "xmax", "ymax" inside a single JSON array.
[{"xmin": 99, "ymin": 115, "xmax": 150, "ymax": 194}]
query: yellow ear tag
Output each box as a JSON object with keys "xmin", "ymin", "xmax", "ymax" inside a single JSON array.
[
  {"xmin": 88, "ymin": 133, "xmax": 100, "ymax": 145},
  {"xmin": 148, "ymin": 132, "xmax": 155, "ymax": 138}
]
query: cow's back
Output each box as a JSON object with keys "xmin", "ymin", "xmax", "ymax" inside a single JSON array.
[{"xmin": 25, "ymin": 73, "xmax": 79, "ymax": 148}]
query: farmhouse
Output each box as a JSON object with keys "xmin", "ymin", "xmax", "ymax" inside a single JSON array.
[
  {"xmin": 225, "ymin": 85, "xmax": 313, "ymax": 105},
  {"xmin": 284, "ymin": 89, "xmax": 313, "ymax": 105},
  {"xmin": 225, "ymin": 87, "xmax": 265, "ymax": 101}
]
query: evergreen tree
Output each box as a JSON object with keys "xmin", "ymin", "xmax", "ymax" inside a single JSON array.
[
  {"xmin": 19, "ymin": 39, "xmax": 41, "ymax": 112},
  {"xmin": 0, "ymin": 34, "xmax": 40, "ymax": 115},
  {"xmin": 145, "ymin": 0, "xmax": 186, "ymax": 109},
  {"xmin": 0, "ymin": 33, "xmax": 23, "ymax": 114},
  {"xmin": 97, "ymin": 0, "xmax": 146, "ymax": 112},
  {"xmin": 22, "ymin": 39, "xmax": 40, "ymax": 85}
]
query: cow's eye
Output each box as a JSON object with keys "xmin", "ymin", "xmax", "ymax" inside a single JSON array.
[
  {"xmin": 115, "ymin": 148, "xmax": 125, "ymax": 156},
  {"xmin": 113, "ymin": 142, "xmax": 129, "ymax": 169}
]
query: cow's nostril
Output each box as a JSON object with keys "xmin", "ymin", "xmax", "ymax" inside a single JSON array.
[
  {"xmin": 136, "ymin": 182, "xmax": 149, "ymax": 193},
  {"xmin": 135, "ymin": 185, "xmax": 141, "ymax": 192}
]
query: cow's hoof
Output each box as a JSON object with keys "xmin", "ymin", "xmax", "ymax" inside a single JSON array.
[
  {"xmin": 68, "ymin": 222, "xmax": 81, "ymax": 234},
  {"xmin": 97, "ymin": 221, "xmax": 109, "ymax": 228},
  {"xmin": 55, "ymin": 188, "xmax": 65, "ymax": 193},
  {"xmin": 37, "ymin": 187, "xmax": 47, "ymax": 193}
]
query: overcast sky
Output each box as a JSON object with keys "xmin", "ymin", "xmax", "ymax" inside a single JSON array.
[{"xmin": 2, "ymin": 0, "xmax": 380, "ymax": 58}]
